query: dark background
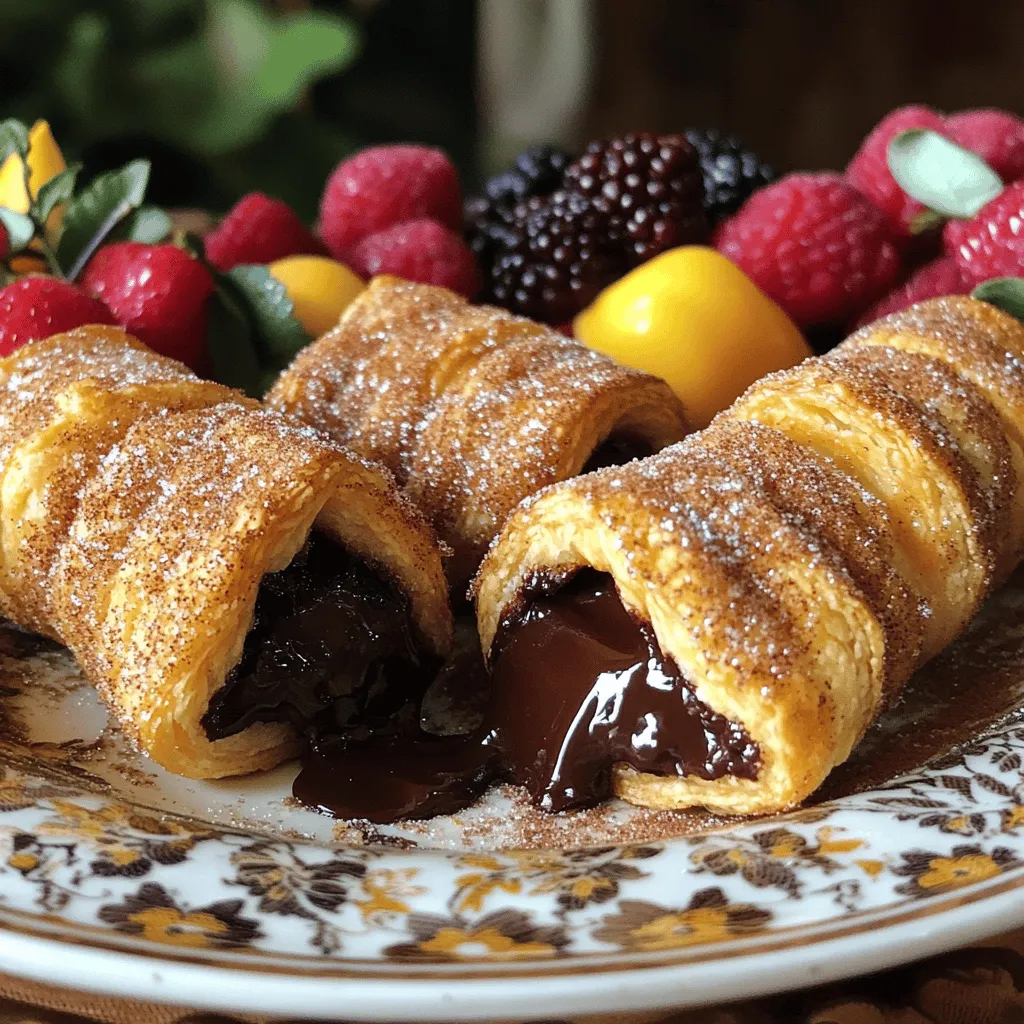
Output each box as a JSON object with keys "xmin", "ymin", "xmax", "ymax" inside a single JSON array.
[{"xmin": 4, "ymin": 0, "xmax": 1022, "ymax": 217}]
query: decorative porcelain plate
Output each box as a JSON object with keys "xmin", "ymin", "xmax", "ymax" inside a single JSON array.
[{"xmin": 0, "ymin": 576, "xmax": 1023, "ymax": 1021}]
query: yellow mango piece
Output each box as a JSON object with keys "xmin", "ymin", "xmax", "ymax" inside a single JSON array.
[
  {"xmin": 268, "ymin": 255, "xmax": 365, "ymax": 338},
  {"xmin": 574, "ymin": 246, "xmax": 811, "ymax": 429},
  {"xmin": 0, "ymin": 120, "xmax": 66, "ymax": 215}
]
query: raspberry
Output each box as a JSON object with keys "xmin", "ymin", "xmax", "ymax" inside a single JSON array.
[
  {"xmin": 943, "ymin": 179, "xmax": 1024, "ymax": 286},
  {"xmin": 563, "ymin": 132, "xmax": 707, "ymax": 266},
  {"xmin": 464, "ymin": 145, "xmax": 571, "ymax": 271},
  {"xmin": 0, "ymin": 276, "xmax": 115, "ymax": 355},
  {"xmin": 846, "ymin": 105, "xmax": 946, "ymax": 238},
  {"xmin": 485, "ymin": 190, "xmax": 623, "ymax": 323},
  {"xmin": 855, "ymin": 256, "xmax": 965, "ymax": 327},
  {"xmin": 319, "ymin": 145, "xmax": 462, "ymax": 261},
  {"xmin": 204, "ymin": 192, "xmax": 325, "ymax": 271},
  {"xmin": 683, "ymin": 128, "xmax": 775, "ymax": 224},
  {"xmin": 346, "ymin": 218, "xmax": 480, "ymax": 298},
  {"xmin": 946, "ymin": 108, "xmax": 1024, "ymax": 184},
  {"xmin": 82, "ymin": 242, "xmax": 214, "ymax": 370},
  {"xmin": 714, "ymin": 172, "xmax": 902, "ymax": 327}
]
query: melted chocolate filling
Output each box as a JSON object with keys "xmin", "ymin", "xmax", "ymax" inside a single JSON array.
[
  {"xmin": 581, "ymin": 435, "xmax": 653, "ymax": 474},
  {"xmin": 292, "ymin": 570, "xmax": 759, "ymax": 822},
  {"xmin": 202, "ymin": 534, "xmax": 434, "ymax": 749},
  {"xmin": 486, "ymin": 570, "xmax": 760, "ymax": 811}
]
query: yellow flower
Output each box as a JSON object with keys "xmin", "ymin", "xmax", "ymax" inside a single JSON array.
[
  {"xmin": 7, "ymin": 852, "xmax": 38, "ymax": 872},
  {"xmin": 419, "ymin": 926, "xmax": 554, "ymax": 960},
  {"xmin": 0, "ymin": 121, "xmax": 66, "ymax": 236},
  {"xmin": 40, "ymin": 800, "xmax": 129, "ymax": 841},
  {"xmin": 108, "ymin": 847, "xmax": 142, "ymax": 867},
  {"xmin": 628, "ymin": 907, "xmax": 732, "ymax": 951},
  {"xmin": 816, "ymin": 827, "xmax": 864, "ymax": 855},
  {"xmin": 569, "ymin": 876, "xmax": 614, "ymax": 900},
  {"xmin": 855, "ymin": 859, "xmax": 884, "ymax": 877},
  {"xmin": 458, "ymin": 854, "xmax": 506, "ymax": 871},
  {"xmin": 1003, "ymin": 806, "xmax": 1024, "ymax": 831},
  {"xmin": 917, "ymin": 854, "xmax": 1001, "ymax": 891},
  {"xmin": 354, "ymin": 876, "xmax": 411, "ymax": 920},
  {"xmin": 454, "ymin": 873, "xmax": 521, "ymax": 913},
  {"xmin": 128, "ymin": 907, "xmax": 229, "ymax": 949},
  {"xmin": 770, "ymin": 836, "xmax": 801, "ymax": 858}
]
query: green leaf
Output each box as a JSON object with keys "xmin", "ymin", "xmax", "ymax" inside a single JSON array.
[
  {"xmin": 205, "ymin": 279, "xmax": 265, "ymax": 397},
  {"xmin": 58, "ymin": 159, "xmax": 150, "ymax": 280},
  {"xmin": 0, "ymin": 208, "xmax": 35, "ymax": 253},
  {"xmin": 972, "ymin": 278, "xmax": 1024, "ymax": 323},
  {"xmin": 112, "ymin": 205, "xmax": 172, "ymax": 244},
  {"xmin": 33, "ymin": 163, "xmax": 80, "ymax": 224},
  {"xmin": 888, "ymin": 129, "xmax": 1003, "ymax": 221},
  {"xmin": 224, "ymin": 264, "xmax": 310, "ymax": 366},
  {"xmin": 0, "ymin": 120, "xmax": 30, "ymax": 164},
  {"xmin": 257, "ymin": 12, "xmax": 360, "ymax": 108}
]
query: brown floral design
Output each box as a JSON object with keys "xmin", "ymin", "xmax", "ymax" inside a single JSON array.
[
  {"xmin": 228, "ymin": 840, "xmax": 368, "ymax": 953},
  {"xmin": 99, "ymin": 882, "xmax": 261, "ymax": 950},
  {"xmin": 385, "ymin": 909, "xmax": 569, "ymax": 962},
  {"xmin": 593, "ymin": 888, "xmax": 772, "ymax": 951},
  {"xmin": 892, "ymin": 844, "xmax": 1023, "ymax": 897},
  {"xmin": 690, "ymin": 825, "xmax": 864, "ymax": 897}
]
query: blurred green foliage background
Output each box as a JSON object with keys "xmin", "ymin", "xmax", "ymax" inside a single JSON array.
[{"xmin": 0, "ymin": 0, "xmax": 478, "ymax": 221}]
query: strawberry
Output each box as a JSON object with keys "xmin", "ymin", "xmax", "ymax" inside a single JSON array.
[
  {"xmin": 319, "ymin": 145, "xmax": 462, "ymax": 261},
  {"xmin": 0, "ymin": 276, "xmax": 115, "ymax": 355},
  {"xmin": 82, "ymin": 243, "xmax": 214, "ymax": 370},
  {"xmin": 204, "ymin": 192, "xmax": 325, "ymax": 272}
]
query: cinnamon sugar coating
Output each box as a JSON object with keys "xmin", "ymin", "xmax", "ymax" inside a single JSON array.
[
  {"xmin": 476, "ymin": 296, "xmax": 1024, "ymax": 816},
  {"xmin": 0, "ymin": 327, "xmax": 452, "ymax": 779},
  {"xmin": 267, "ymin": 277, "xmax": 690, "ymax": 584}
]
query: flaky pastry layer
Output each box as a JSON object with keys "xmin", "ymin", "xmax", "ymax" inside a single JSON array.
[{"xmin": 267, "ymin": 277, "xmax": 690, "ymax": 584}]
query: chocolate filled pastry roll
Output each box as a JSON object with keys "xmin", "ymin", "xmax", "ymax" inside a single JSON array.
[
  {"xmin": 267, "ymin": 276, "xmax": 689, "ymax": 584},
  {"xmin": 48, "ymin": 403, "xmax": 452, "ymax": 779},
  {"xmin": 0, "ymin": 328, "xmax": 451, "ymax": 779},
  {"xmin": 474, "ymin": 297, "xmax": 1021, "ymax": 815}
]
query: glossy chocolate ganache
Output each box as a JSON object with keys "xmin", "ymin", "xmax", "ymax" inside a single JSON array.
[
  {"xmin": 203, "ymin": 533, "xmax": 436, "ymax": 748},
  {"xmin": 292, "ymin": 569, "xmax": 760, "ymax": 823}
]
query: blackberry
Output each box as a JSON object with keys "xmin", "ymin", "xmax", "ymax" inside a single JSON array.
[
  {"xmin": 684, "ymin": 128, "xmax": 775, "ymax": 224},
  {"xmin": 562, "ymin": 132, "xmax": 707, "ymax": 266},
  {"xmin": 486, "ymin": 190, "xmax": 624, "ymax": 324},
  {"xmin": 486, "ymin": 144, "xmax": 572, "ymax": 206},
  {"xmin": 464, "ymin": 145, "xmax": 572, "ymax": 269}
]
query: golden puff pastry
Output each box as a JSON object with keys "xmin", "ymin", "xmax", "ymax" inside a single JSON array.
[
  {"xmin": 267, "ymin": 276, "xmax": 690, "ymax": 585},
  {"xmin": 0, "ymin": 325, "xmax": 249, "ymax": 635},
  {"xmin": 0, "ymin": 329, "xmax": 452, "ymax": 779},
  {"xmin": 842, "ymin": 296, "xmax": 1024, "ymax": 566},
  {"xmin": 474, "ymin": 296, "xmax": 1024, "ymax": 816}
]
